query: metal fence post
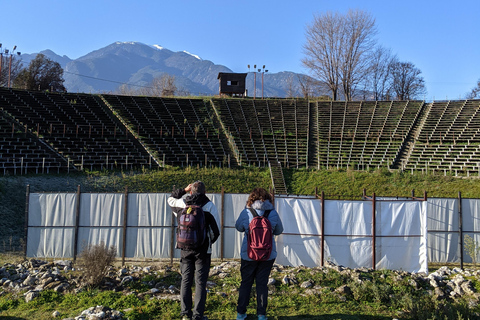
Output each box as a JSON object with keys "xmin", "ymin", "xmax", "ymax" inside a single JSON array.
[
  {"xmin": 24, "ymin": 185, "xmax": 30, "ymax": 258},
  {"xmin": 121, "ymin": 187, "xmax": 129, "ymax": 266},
  {"xmin": 459, "ymin": 191, "xmax": 463, "ymax": 269},
  {"xmin": 372, "ymin": 192, "xmax": 376, "ymax": 270},
  {"xmin": 220, "ymin": 186, "xmax": 225, "ymax": 261},
  {"xmin": 320, "ymin": 190, "xmax": 325, "ymax": 267},
  {"xmin": 73, "ymin": 185, "xmax": 81, "ymax": 261}
]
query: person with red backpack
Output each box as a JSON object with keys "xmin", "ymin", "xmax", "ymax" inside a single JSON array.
[
  {"xmin": 235, "ymin": 188, "xmax": 283, "ymax": 320},
  {"xmin": 168, "ymin": 181, "xmax": 220, "ymax": 320}
]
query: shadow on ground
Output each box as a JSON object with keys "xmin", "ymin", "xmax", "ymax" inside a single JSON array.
[
  {"xmin": 275, "ymin": 316, "xmax": 392, "ymax": 320},
  {"xmin": 212, "ymin": 315, "xmax": 393, "ymax": 320}
]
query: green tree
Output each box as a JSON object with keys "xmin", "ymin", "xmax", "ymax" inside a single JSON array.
[{"xmin": 13, "ymin": 53, "xmax": 65, "ymax": 92}]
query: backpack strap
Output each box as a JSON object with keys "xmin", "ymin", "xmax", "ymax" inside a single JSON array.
[
  {"xmin": 263, "ymin": 209, "xmax": 272, "ymax": 219},
  {"xmin": 248, "ymin": 207, "xmax": 271, "ymax": 219},
  {"xmin": 248, "ymin": 207, "xmax": 258, "ymax": 217}
]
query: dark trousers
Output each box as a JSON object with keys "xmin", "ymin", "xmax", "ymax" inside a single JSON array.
[
  {"xmin": 237, "ymin": 258, "xmax": 275, "ymax": 316},
  {"xmin": 180, "ymin": 249, "xmax": 211, "ymax": 320}
]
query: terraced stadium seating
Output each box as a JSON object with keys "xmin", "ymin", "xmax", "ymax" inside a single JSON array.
[
  {"xmin": 210, "ymin": 98, "xmax": 309, "ymax": 168},
  {"xmin": 3, "ymin": 86, "xmax": 480, "ymax": 177},
  {"xmin": 404, "ymin": 100, "xmax": 480, "ymax": 175},
  {"xmin": 101, "ymin": 95, "xmax": 231, "ymax": 167},
  {"xmin": 0, "ymin": 88, "xmax": 152, "ymax": 171},
  {"xmin": 0, "ymin": 109, "xmax": 72, "ymax": 174},
  {"xmin": 316, "ymin": 100, "xmax": 424, "ymax": 170}
]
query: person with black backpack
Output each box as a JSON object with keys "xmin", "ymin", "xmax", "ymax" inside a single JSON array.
[
  {"xmin": 168, "ymin": 181, "xmax": 220, "ymax": 320},
  {"xmin": 235, "ymin": 188, "xmax": 283, "ymax": 320}
]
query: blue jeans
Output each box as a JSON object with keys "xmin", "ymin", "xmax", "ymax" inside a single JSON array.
[
  {"xmin": 237, "ymin": 258, "xmax": 275, "ymax": 316},
  {"xmin": 180, "ymin": 249, "xmax": 211, "ymax": 320}
]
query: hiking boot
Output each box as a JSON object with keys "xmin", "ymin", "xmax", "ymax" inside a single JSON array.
[{"xmin": 236, "ymin": 313, "xmax": 247, "ymax": 320}]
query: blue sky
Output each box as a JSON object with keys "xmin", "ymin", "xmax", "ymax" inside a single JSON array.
[{"xmin": 2, "ymin": 0, "xmax": 479, "ymax": 100}]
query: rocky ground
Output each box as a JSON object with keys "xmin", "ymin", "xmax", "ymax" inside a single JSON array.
[{"xmin": 2, "ymin": 259, "xmax": 480, "ymax": 319}]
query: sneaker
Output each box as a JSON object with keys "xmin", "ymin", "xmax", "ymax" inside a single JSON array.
[
  {"xmin": 258, "ymin": 315, "xmax": 267, "ymax": 320},
  {"xmin": 236, "ymin": 313, "xmax": 247, "ymax": 320},
  {"xmin": 182, "ymin": 316, "xmax": 191, "ymax": 320}
]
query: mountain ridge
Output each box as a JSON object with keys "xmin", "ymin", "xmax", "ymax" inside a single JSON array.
[{"xmin": 19, "ymin": 41, "xmax": 310, "ymax": 97}]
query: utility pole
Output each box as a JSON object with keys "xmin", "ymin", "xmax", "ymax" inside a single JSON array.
[
  {"xmin": 261, "ymin": 65, "xmax": 268, "ymax": 99},
  {"xmin": 0, "ymin": 44, "xmax": 21, "ymax": 87},
  {"xmin": 8, "ymin": 46, "xmax": 20, "ymax": 87}
]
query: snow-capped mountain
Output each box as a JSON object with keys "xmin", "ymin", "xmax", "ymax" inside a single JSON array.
[{"xmin": 19, "ymin": 41, "xmax": 309, "ymax": 97}]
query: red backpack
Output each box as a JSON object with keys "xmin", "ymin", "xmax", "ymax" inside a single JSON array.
[{"xmin": 247, "ymin": 208, "xmax": 273, "ymax": 261}]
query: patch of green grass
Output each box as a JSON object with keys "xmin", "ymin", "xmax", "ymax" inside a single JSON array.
[
  {"xmin": 2, "ymin": 263, "xmax": 480, "ymax": 320},
  {"xmin": 123, "ymin": 298, "xmax": 181, "ymax": 320},
  {"xmin": 288, "ymin": 167, "xmax": 480, "ymax": 198},
  {"xmin": 0, "ymin": 293, "xmax": 20, "ymax": 311}
]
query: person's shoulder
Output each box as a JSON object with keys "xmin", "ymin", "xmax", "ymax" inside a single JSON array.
[
  {"xmin": 267, "ymin": 208, "xmax": 280, "ymax": 218},
  {"xmin": 202, "ymin": 201, "xmax": 218, "ymax": 212},
  {"xmin": 236, "ymin": 207, "xmax": 249, "ymax": 218}
]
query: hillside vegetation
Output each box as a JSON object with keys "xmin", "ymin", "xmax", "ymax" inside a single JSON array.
[{"xmin": 2, "ymin": 167, "xmax": 480, "ymax": 251}]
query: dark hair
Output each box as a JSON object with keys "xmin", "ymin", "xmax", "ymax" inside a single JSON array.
[
  {"xmin": 191, "ymin": 181, "xmax": 206, "ymax": 195},
  {"xmin": 246, "ymin": 187, "xmax": 272, "ymax": 207}
]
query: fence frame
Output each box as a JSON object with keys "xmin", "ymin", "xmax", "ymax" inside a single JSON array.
[{"xmin": 25, "ymin": 186, "xmax": 435, "ymax": 271}]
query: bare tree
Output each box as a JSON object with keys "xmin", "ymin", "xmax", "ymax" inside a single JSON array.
[
  {"xmin": 285, "ymin": 74, "xmax": 296, "ymax": 98},
  {"xmin": 466, "ymin": 79, "xmax": 480, "ymax": 99},
  {"xmin": 302, "ymin": 9, "xmax": 377, "ymax": 101},
  {"xmin": 390, "ymin": 61, "xmax": 426, "ymax": 100},
  {"xmin": 121, "ymin": 74, "xmax": 178, "ymax": 97},
  {"xmin": 142, "ymin": 74, "xmax": 177, "ymax": 97},
  {"xmin": 297, "ymin": 74, "xmax": 316, "ymax": 99},
  {"xmin": 0, "ymin": 54, "xmax": 23, "ymax": 87},
  {"xmin": 176, "ymin": 86, "xmax": 191, "ymax": 97},
  {"xmin": 157, "ymin": 74, "xmax": 177, "ymax": 97},
  {"xmin": 367, "ymin": 46, "xmax": 397, "ymax": 100},
  {"xmin": 340, "ymin": 10, "xmax": 377, "ymax": 100},
  {"xmin": 117, "ymin": 83, "xmax": 137, "ymax": 96},
  {"xmin": 302, "ymin": 11, "xmax": 341, "ymax": 100}
]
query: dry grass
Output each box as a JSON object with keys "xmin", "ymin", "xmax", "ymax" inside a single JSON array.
[{"xmin": 75, "ymin": 242, "xmax": 117, "ymax": 288}]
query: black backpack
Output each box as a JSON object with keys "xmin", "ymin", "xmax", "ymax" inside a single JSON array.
[{"xmin": 176, "ymin": 205, "xmax": 206, "ymax": 250}]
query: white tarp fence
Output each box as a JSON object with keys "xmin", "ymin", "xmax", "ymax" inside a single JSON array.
[
  {"xmin": 27, "ymin": 192, "xmax": 429, "ymax": 272},
  {"xmin": 427, "ymin": 198, "xmax": 480, "ymax": 264}
]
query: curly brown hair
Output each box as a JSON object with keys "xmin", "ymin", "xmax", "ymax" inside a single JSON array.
[{"xmin": 246, "ymin": 187, "xmax": 272, "ymax": 207}]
